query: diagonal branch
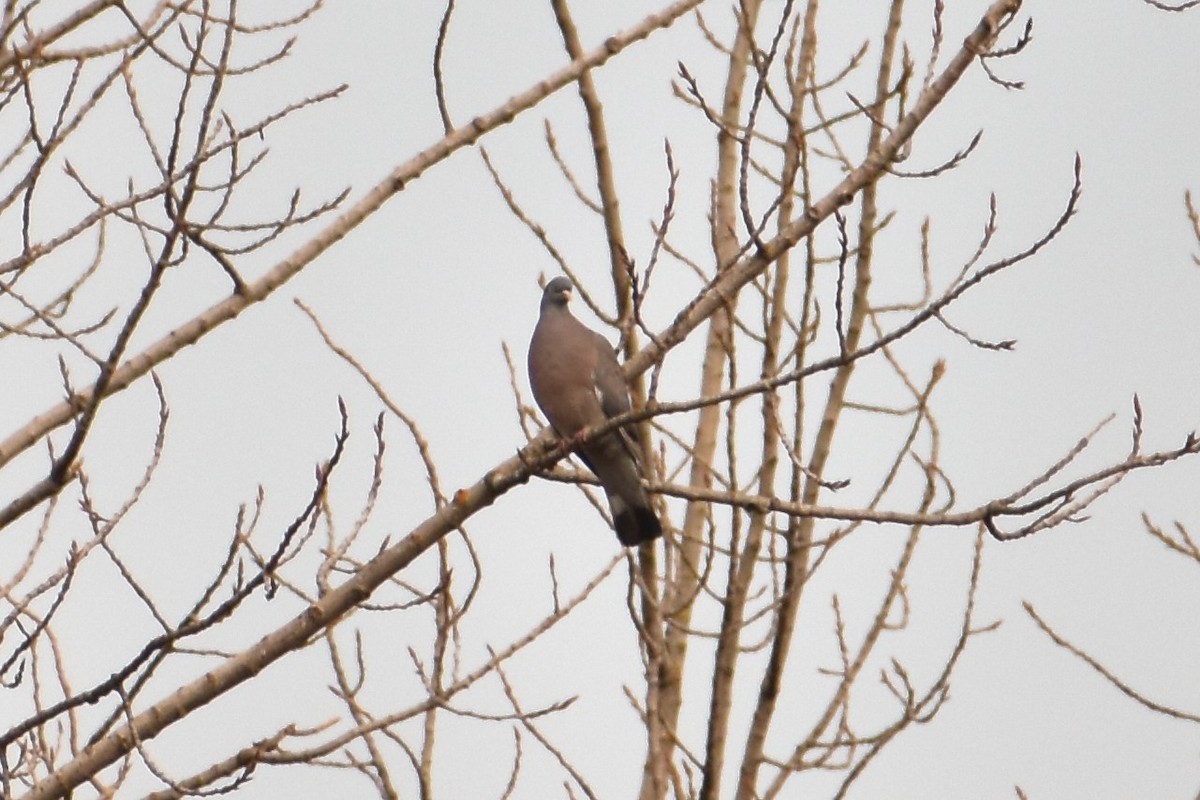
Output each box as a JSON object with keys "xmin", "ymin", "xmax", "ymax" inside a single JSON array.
[
  {"xmin": 1025, "ymin": 602, "xmax": 1200, "ymax": 723},
  {"xmin": 0, "ymin": 0, "xmax": 705, "ymax": 490}
]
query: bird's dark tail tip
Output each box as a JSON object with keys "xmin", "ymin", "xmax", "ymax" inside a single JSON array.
[{"xmin": 615, "ymin": 506, "xmax": 663, "ymax": 547}]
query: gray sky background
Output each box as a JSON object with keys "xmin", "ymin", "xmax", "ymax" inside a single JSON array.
[{"xmin": 5, "ymin": 1, "xmax": 1200, "ymax": 797}]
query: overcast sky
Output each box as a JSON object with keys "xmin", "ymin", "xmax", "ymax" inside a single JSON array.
[{"xmin": 5, "ymin": 1, "xmax": 1200, "ymax": 798}]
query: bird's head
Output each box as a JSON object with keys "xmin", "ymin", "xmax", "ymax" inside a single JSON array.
[{"xmin": 540, "ymin": 276, "xmax": 573, "ymax": 311}]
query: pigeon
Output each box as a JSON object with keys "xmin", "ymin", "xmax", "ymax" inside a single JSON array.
[{"xmin": 527, "ymin": 277, "xmax": 662, "ymax": 546}]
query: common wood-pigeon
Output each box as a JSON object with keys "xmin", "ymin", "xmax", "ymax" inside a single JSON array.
[{"xmin": 528, "ymin": 277, "xmax": 662, "ymax": 546}]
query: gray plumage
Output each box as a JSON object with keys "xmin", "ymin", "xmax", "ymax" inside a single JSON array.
[{"xmin": 528, "ymin": 277, "xmax": 662, "ymax": 546}]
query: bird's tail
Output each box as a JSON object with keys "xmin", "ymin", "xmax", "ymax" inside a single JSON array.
[{"xmin": 614, "ymin": 503, "xmax": 662, "ymax": 547}]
